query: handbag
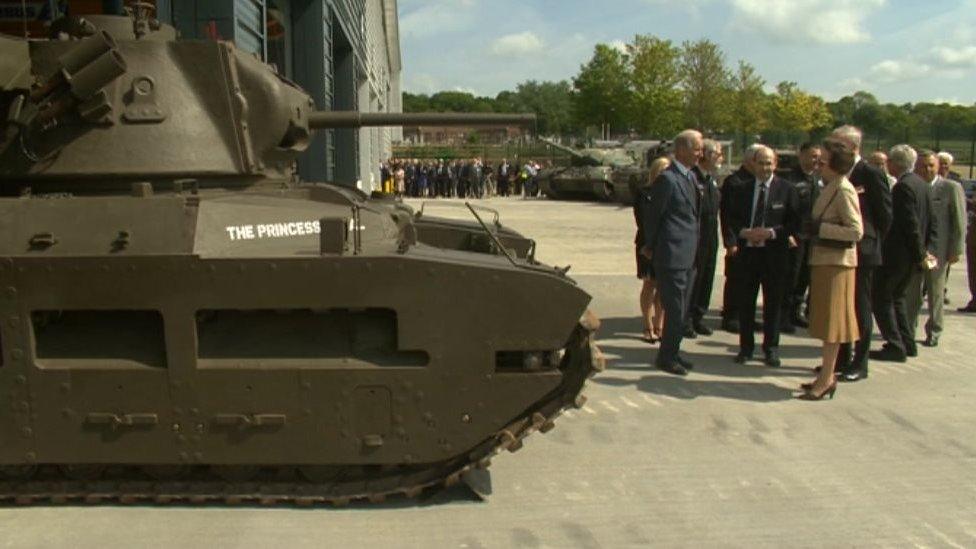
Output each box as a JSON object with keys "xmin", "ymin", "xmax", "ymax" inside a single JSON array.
[{"xmin": 812, "ymin": 185, "xmax": 856, "ymax": 250}]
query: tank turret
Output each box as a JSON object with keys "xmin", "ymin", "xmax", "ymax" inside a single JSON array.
[{"xmin": 0, "ymin": 16, "xmax": 533, "ymax": 195}]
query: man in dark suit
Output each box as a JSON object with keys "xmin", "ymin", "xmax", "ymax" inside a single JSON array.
[
  {"xmin": 639, "ymin": 129, "xmax": 703, "ymax": 376},
  {"xmin": 719, "ymin": 144, "xmax": 761, "ymax": 333},
  {"xmin": 725, "ymin": 146, "xmax": 797, "ymax": 367},
  {"xmin": 872, "ymin": 145, "xmax": 937, "ymax": 363},
  {"xmin": 831, "ymin": 126, "xmax": 893, "ymax": 382},
  {"xmin": 686, "ymin": 139, "xmax": 724, "ymax": 338},
  {"xmin": 782, "ymin": 142, "xmax": 823, "ymax": 332}
]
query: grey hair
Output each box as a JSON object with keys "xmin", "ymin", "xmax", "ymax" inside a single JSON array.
[
  {"xmin": 937, "ymin": 151, "xmax": 954, "ymax": 166},
  {"xmin": 703, "ymin": 139, "xmax": 722, "ymax": 155},
  {"xmin": 744, "ymin": 143, "xmax": 764, "ymax": 162},
  {"xmin": 832, "ymin": 125, "xmax": 863, "ymax": 150},
  {"xmin": 888, "ymin": 144, "xmax": 917, "ymax": 175},
  {"xmin": 674, "ymin": 129, "xmax": 703, "ymax": 151}
]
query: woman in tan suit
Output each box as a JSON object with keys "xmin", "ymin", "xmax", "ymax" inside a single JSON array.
[
  {"xmin": 634, "ymin": 157, "xmax": 671, "ymax": 342},
  {"xmin": 802, "ymin": 137, "xmax": 864, "ymax": 400}
]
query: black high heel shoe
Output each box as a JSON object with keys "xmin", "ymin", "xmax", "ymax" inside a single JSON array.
[{"xmin": 798, "ymin": 381, "xmax": 837, "ymax": 401}]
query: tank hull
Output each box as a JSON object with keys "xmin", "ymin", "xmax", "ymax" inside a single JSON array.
[{"xmin": 0, "ymin": 187, "xmax": 602, "ymax": 503}]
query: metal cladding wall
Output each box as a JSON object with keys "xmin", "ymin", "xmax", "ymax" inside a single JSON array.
[{"xmin": 170, "ymin": 0, "xmax": 266, "ymax": 59}]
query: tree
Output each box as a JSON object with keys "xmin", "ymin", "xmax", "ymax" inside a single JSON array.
[
  {"xmin": 679, "ymin": 39, "xmax": 731, "ymax": 132},
  {"xmin": 428, "ymin": 91, "xmax": 494, "ymax": 113},
  {"xmin": 511, "ymin": 80, "xmax": 576, "ymax": 136},
  {"xmin": 572, "ymin": 44, "xmax": 632, "ymax": 132},
  {"xmin": 767, "ymin": 81, "xmax": 832, "ymax": 144},
  {"xmin": 626, "ymin": 34, "xmax": 684, "ymax": 137},
  {"xmin": 402, "ymin": 92, "xmax": 431, "ymax": 113},
  {"xmin": 728, "ymin": 61, "xmax": 768, "ymax": 145}
]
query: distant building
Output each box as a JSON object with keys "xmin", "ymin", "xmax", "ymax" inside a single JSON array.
[{"xmin": 0, "ymin": 0, "xmax": 402, "ymax": 191}]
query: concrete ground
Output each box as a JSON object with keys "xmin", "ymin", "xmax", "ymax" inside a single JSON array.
[{"xmin": 2, "ymin": 196, "xmax": 975, "ymax": 548}]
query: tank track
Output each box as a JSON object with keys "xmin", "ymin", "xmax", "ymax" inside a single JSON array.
[{"xmin": 0, "ymin": 315, "xmax": 603, "ymax": 507}]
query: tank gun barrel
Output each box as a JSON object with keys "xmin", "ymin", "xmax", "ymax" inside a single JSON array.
[{"xmin": 307, "ymin": 111, "xmax": 536, "ymax": 130}]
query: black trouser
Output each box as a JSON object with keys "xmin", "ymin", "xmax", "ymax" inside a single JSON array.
[
  {"xmin": 656, "ymin": 266, "xmax": 695, "ymax": 365},
  {"xmin": 783, "ymin": 239, "xmax": 811, "ymax": 321},
  {"xmin": 722, "ymin": 253, "xmax": 742, "ymax": 321},
  {"xmin": 738, "ymin": 247, "xmax": 788, "ymax": 353},
  {"xmin": 872, "ymin": 263, "xmax": 918, "ymax": 357},
  {"xmin": 689, "ymin": 236, "xmax": 718, "ymax": 324}
]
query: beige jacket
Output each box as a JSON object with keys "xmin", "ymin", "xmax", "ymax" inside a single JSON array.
[{"xmin": 809, "ymin": 177, "xmax": 864, "ymax": 267}]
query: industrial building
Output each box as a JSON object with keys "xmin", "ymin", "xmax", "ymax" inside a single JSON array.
[{"xmin": 0, "ymin": 0, "xmax": 403, "ymax": 190}]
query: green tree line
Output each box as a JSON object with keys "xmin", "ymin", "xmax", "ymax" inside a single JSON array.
[{"xmin": 403, "ymin": 34, "xmax": 976, "ymax": 153}]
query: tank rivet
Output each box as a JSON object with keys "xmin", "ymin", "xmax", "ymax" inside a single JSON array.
[
  {"xmin": 172, "ymin": 423, "xmax": 181, "ymax": 432},
  {"xmin": 195, "ymin": 423, "xmax": 205, "ymax": 433},
  {"xmin": 5, "ymin": 286, "xmax": 16, "ymax": 298},
  {"xmin": 21, "ymin": 427, "xmax": 32, "ymax": 438},
  {"xmin": 14, "ymin": 375, "xmax": 26, "ymax": 385},
  {"xmin": 179, "ymin": 452, "xmax": 190, "ymax": 462},
  {"xmin": 462, "ymin": 414, "xmax": 471, "ymax": 423},
  {"xmin": 25, "ymin": 452, "xmax": 36, "ymax": 462}
]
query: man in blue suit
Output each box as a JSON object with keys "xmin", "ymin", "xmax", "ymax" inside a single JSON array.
[{"xmin": 639, "ymin": 130, "xmax": 704, "ymax": 375}]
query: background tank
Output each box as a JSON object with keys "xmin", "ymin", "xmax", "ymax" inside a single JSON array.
[
  {"xmin": 608, "ymin": 140, "xmax": 672, "ymax": 205},
  {"xmin": 537, "ymin": 138, "xmax": 635, "ymax": 201},
  {"xmin": 0, "ymin": 11, "xmax": 602, "ymax": 505}
]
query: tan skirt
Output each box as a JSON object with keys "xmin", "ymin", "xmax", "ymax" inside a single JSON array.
[{"xmin": 808, "ymin": 265, "xmax": 859, "ymax": 343}]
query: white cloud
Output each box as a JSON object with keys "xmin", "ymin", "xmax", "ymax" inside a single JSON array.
[
  {"xmin": 868, "ymin": 59, "xmax": 930, "ymax": 84},
  {"xmin": 929, "ymin": 46, "xmax": 976, "ymax": 68},
  {"xmin": 490, "ymin": 31, "xmax": 544, "ymax": 56},
  {"xmin": 729, "ymin": 0, "xmax": 885, "ymax": 44},
  {"xmin": 399, "ymin": 0, "xmax": 478, "ymax": 38}
]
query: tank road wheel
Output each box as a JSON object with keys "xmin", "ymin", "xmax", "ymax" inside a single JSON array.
[
  {"xmin": 298, "ymin": 466, "xmax": 343, "ymax": 484},
  {"xmin": 0, "ymin": 465, "xmax": 38, "ymax": 480},
  {"xmin": 211, "ymin": 465, "xmax": 260, "ymax": 482},
  {"xmin": 142, "ymin": 465, "xmax": 191, "ymax": 481},
  {"xmin": 60, "ymin": 464, "xmax": 105, "ymax": 480}
]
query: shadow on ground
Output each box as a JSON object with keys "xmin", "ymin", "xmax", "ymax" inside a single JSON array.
[{"xmin": 592, "ymin": 316, "xmax": 804, "ymax": 402}]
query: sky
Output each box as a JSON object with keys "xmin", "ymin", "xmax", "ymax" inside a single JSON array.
[{"xmin": 397, "ymin": 0, "xmax": 976, "ymax": 105}]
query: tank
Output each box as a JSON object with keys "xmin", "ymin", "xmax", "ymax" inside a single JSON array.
[
  {"xmin": 608, "ymin": 140, "xmax": 672, "ymax": 205},
  {"xmin": 0, "ymin": 11, "xmax": 603, "ymax": 505},
  {"xmin": 537, "ymin": 138, "xmax": 635, "ymax": 201}
]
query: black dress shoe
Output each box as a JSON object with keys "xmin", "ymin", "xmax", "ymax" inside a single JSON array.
[
  {"xmin": 906, "ymin": 345, "xmax": 918, "ymax": 357},
  {"xmin": 764, "ymin": 348, "xmax": 781, "ymax": 367},
  {"xmin": 837, "ymin": 369, "xmax": 867, "ymax": 382},
  {"xmin": 923, "ymin": 334, "xmax": 939, "ymax": 347},
  {"xmin": 780, "ymin": 322, "xmax": 796, "ymax": 334},
  {"xmin": 734, "ymin": 351, "xmax": 753, "ymax": 364},
  {"xmin": 683, "ymin": 325, "xmax": 698, "ymax": 339},
  {"xmin": 693, "ymin": 321, "xmax": 713, "ymax": 336},
  {"xmin": 792, "ymin": 315, "xmax": 809, "ymax": 328},
  {"xmin": 675, "ymin": 355, "xmax": 694, "ymax": 370},
  {"xmin": 957, "ymin": 302, "xmax": 976, "ymax": 313},
  {"xmin": 869, "ymin": 347, "xmax": 907, "ymax": 362},
  {"xmin": 722, "ymin": 319, "xmax": 740, "ymax": 334},
  {"xmin": 657, "ymin": 361, "xmax": 688, "ymax": 376}
]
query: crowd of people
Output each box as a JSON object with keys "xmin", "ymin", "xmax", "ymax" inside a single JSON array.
[
  {"xmin": 377, "ymin": 158, "xmax": 544, "ymax": 199},
  {"xmin": 634, "ymin": 125, "xmax": 970, "ymax": 401}
]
